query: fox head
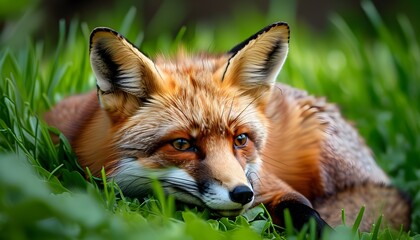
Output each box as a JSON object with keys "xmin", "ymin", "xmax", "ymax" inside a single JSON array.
[{"xmin": 89, "ymin": 22, "xmax": 289, "ymax": 215}]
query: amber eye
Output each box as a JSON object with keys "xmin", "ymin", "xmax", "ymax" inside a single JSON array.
[
  {"xmin": 234, "ymin": 133, "xmax": 248, "ymax": 148},
  {"xmin": 172, "ymin": 138, "xmax": 192, "ymax": 151}
]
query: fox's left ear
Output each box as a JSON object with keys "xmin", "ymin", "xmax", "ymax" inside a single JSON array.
[{"xmin": 221, "ymin": 22, "xmax": 289, "ymax": 101}]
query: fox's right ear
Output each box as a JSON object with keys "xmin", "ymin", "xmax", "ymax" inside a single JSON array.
[{"xmin": 90, "ymin": 27, "xmax": 163, "ymax": 122}]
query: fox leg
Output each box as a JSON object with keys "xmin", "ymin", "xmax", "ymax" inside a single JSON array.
[
  {"xmin": 255, "ymin": 172, "xmax": 330, "ymax": 235},
  {"xmin": 313, "ymin": 183, "xmax": 411, "ymax": 231}
]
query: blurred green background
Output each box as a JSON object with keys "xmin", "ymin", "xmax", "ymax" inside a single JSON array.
[
  {"xmin": 1, "ymin": 0, "xmax": 420, "ymax": 49},
  {"xmin": 0, "ymin": 0, "xmax": 419, "ymax": 238}
]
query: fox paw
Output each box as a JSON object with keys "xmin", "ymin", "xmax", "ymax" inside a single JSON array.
[{"xmin": 273, "ymin": 200, "xmax": 331, "ymax": 237}]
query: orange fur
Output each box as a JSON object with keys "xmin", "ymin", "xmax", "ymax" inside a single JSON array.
[
  {"xmin": 262, "ymin": 86, "xmax": 326, "ymax": 199},
  {"xmin": 44, "ymin": 23, "xmax": 410, "ymax": 231}
]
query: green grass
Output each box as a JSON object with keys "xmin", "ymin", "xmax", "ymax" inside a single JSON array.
[{"xmin": 1, "ymin": 1, "xmax": 419, "ymax": 239}]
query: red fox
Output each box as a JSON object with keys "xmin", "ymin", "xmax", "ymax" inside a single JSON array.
[{"xmin": 44, "ymin": 22, "xmax": 410, "ymax": 233}]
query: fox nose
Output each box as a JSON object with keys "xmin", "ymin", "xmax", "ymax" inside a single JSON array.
[{"xmin": 229, "ymin": 185, "xmax": 254, "ymax": 205}]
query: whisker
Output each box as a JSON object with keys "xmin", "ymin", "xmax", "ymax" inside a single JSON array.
[
  {"xmin": 161, "ymin": 180, "xmax": 199, "ymax": 190},
  {"xmin": 154, "ymin": 62, "xmax": 164, "ymax": 82},
  {"xmin": 273, "ymin": 84, "xmax": 284, "ymax": 96},
  {"xmin": 115, "ymin": 174, "xmax": 200, "ymax": 192},
  {"xmin": 231, "ymin": 89, "xmax": 265, "ymax": 125},
  {"xmin": 227, "ymin": 95, "xmax": 235, "ymax": 121},
  {"xmin": 246, "ymin": 170, "xmax": 260, "ymax": 188},
  {"xmin": 260, "ymin": 153, "xmax": 289, "ymax": 168}
]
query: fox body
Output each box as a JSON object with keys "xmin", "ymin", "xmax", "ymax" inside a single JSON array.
[{"xmin": 45, "ymin": 22, "xmax": 410, "ymax": 232}]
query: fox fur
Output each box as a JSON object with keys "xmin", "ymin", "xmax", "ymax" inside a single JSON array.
[{"xmin": 44, "ymin": 22, "xmax": 411, "ymax": 232}]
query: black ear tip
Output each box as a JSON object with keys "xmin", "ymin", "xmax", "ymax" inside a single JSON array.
[
  {"xmin": 270, "ymin": 21, "xmax": 289, "ymax": 29},
  {"xmin": 89, "ymin": 27, "xmax": 121, "ymax": 51},
  {"xmin": 90, "ymin": 27, "xmax": 119, "ymax": 37},
  {"xmin": 274, "ymin": 200, "xmax": 331, "ymax": 237},
  {"xmin": 228, "ymin": 21, "xmax": 290, "ymax": 55}
]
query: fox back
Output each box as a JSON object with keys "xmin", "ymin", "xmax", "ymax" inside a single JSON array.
[{"xmin": 45, "ymin": 22, "xmax": 411, "ymax": 233}]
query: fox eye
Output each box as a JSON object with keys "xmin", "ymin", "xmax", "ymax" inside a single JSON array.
[
  {"xmin": 172, "ymin": 138, "xmax": 192, "ymax": 151},
  {"xmin": 234, "ymin": 133, "xmax": 248, "ymax": 148}
]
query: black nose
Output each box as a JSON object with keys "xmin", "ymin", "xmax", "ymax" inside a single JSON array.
[{"xmin": 229, "ymin": 185, "xmax": 254, "ymax": 205}]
